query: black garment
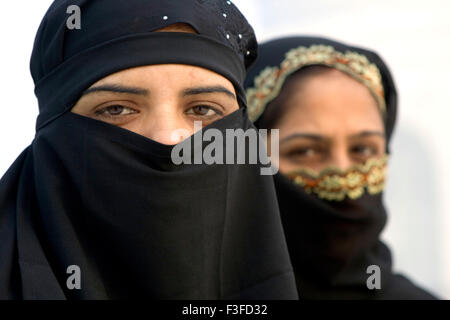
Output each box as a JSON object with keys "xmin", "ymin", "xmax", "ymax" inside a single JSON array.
[
  {"xmin": 245, "ymin": 36, "xmax": 437, "ymax": 300},
  {"xmin": 0, "ymin": 109, "xmax": 297, "ymax": 299},
  {"xmin": 32, "ymin": 0, "xmax": 257, "ymax": 130},
  {"xmin": 0, "ymin": 0, "xmax": 298, "ymax": 299},
  {"xmin": 275, "ymin": 173, "xmax": 435, "ymax": 300}
]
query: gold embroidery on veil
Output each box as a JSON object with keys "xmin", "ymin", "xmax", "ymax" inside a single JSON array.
[{"xmin": 285, "ymin": 155, "xmax": 388, "ymax": 201}]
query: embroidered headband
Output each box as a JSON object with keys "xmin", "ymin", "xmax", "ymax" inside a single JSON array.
[{"xmin": 246, "ymin": 45, "xmax": 386, "ymax": 122}]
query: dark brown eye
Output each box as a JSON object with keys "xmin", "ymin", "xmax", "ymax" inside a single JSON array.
[
  {"xmin": 289, "ymin": 148, "xmax": 315, "ymax": 158},
  {"xmin": 187, "ymin": 105, "xmax": 218, "ymax": 116},
  {"xmin": 284, "ymin": 146, "xmax": 326, "ymax": 166},
  {"xmin": 95, "ymin": 105, "xmax": 137, "ymax": 117},
  {"xmin": 105, "ymin": 105, "xmax": 125, "ymax": 115},
  {"xmin": 351, "ymin": 145, "xmax": 376, "ymax": 157}
]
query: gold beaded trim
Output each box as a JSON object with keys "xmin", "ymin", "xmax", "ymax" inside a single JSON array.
[
  {"xmin": 285, "ymin": 155, "xmax": 388, "ymax": 201},
  {"xmin": 246, "ymin": 45, "xmax": 386, "ymax": 122}
]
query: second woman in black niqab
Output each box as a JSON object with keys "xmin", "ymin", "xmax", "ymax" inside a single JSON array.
[{"xmin": 245, "ymin": 36, "xmax": 437, "ymax": 300}]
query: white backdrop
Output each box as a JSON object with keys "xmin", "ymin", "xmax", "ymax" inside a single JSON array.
[{"xmin": 0, "ymin": 0, "xmax": 449, "ymax": 299}]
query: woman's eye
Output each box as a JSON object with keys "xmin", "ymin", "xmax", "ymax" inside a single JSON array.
[
  {"xmin": 95, "ymin": 105, "xmax": 138, "ymax": 117},
  {"xmin": 282, "ymin": 146, "xmax": 325, "ymax": 165},
  {"xmin": 186, "ymin": 105, "xmax": 222, "ymax": 117},
  {"xmin": 288, "ymin": 148, "xmax": 319, "ymax": 158},
  {"xmin": 351, "ymin": 145, "xmax": 377, "ymax": 157}
]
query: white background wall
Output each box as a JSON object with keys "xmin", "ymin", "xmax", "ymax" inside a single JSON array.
[{"xmin": 0, "ymin": 0, "xmax": 448, "ymax": 299}]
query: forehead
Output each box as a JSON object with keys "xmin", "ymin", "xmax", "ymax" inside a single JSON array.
[
  {"xmin": 276, "ymin": 70, "xmax": 384, "ymax": 135},
  {"xmin": 91, "ymin": 64, "xmax": 234, "ymax": 90}
]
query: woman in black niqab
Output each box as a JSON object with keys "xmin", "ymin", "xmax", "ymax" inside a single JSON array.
[
  {"xmin": 244, "ymin": 36, "xmax": 437, "ymax": 300},
  {"xmin": 0, "ymin": 0, "xmax": 298, "ymax": 299}
]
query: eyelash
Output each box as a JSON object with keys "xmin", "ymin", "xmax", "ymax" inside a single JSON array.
[
  {"xmin": 94, "ymin": 105, "xmax": 138, "ymax": 119},
  {"xmin": 93, "ymin": 103, "xmax": 224, "ymax": 121},
  {"xmin": 284, "ymin": 144, "xmax": 380, "ymax": 163},
  {"xmin": 185, "ymin": 104, "xmax": 224, "ymax": 118},
  {"xmin": 287, "ymin": 147, "xmax": 322, "ymax": 157},
  {"xmin": 350, "ymin": 144, "xmax": 379, "ymax": 157}
]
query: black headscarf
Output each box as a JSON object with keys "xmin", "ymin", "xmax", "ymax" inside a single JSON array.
[
  {"xmin": 244, "ymin": 36, "xmax": 437, "ymax": 300},
  {"xmin": 0, "ymin": 0, "xmax": 298, "ymax": 299}
]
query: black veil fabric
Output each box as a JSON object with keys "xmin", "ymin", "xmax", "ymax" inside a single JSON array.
[
  {"xmin": 245, "ymin": 36, "xmax": 437, "ymax": 299},
  {"xmin": 0, "ymin": 109, "xmax": 297, "ymax": 299},
  {"xmin": 274, "ymin": 173, "xmax": 435, "ymax": 300},
  {"xmin": 0, "ymin": 0, "xmax": 298, "ymax": 299},
  {"xmin": 32, "ymin": 0, "xmax": 258, "ymax": 130}
]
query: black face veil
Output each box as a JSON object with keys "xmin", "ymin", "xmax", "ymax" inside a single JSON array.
[
  {"xmin": 0, "ymin": 0, "xmax": 298, "ymax": 299},
  {"xmin": 245, "ymin": 36, "xmax": 437, "ymax": 300}
]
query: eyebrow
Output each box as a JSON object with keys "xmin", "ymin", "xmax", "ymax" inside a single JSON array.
[
  {"xmin": 280, "ymin": 130, "xmax": 385, "ymax": 144},
  {"xmin": 81, "ymin": 84, "xmax": 236, "ymax": 100},
  {"xmin": 182, "ymin": 86, "xmax": 236, "ymax": 99},
  {"xmin": 349, "ymin": 130, "xmax": 385, "ymax": 139},
  {"xmin": 280, "ymin": 133, "xmax": 325, "ymax": 144},
  {"xmin": 82, "ymin": 84, "xmax": 149, "ymax": 96}
]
